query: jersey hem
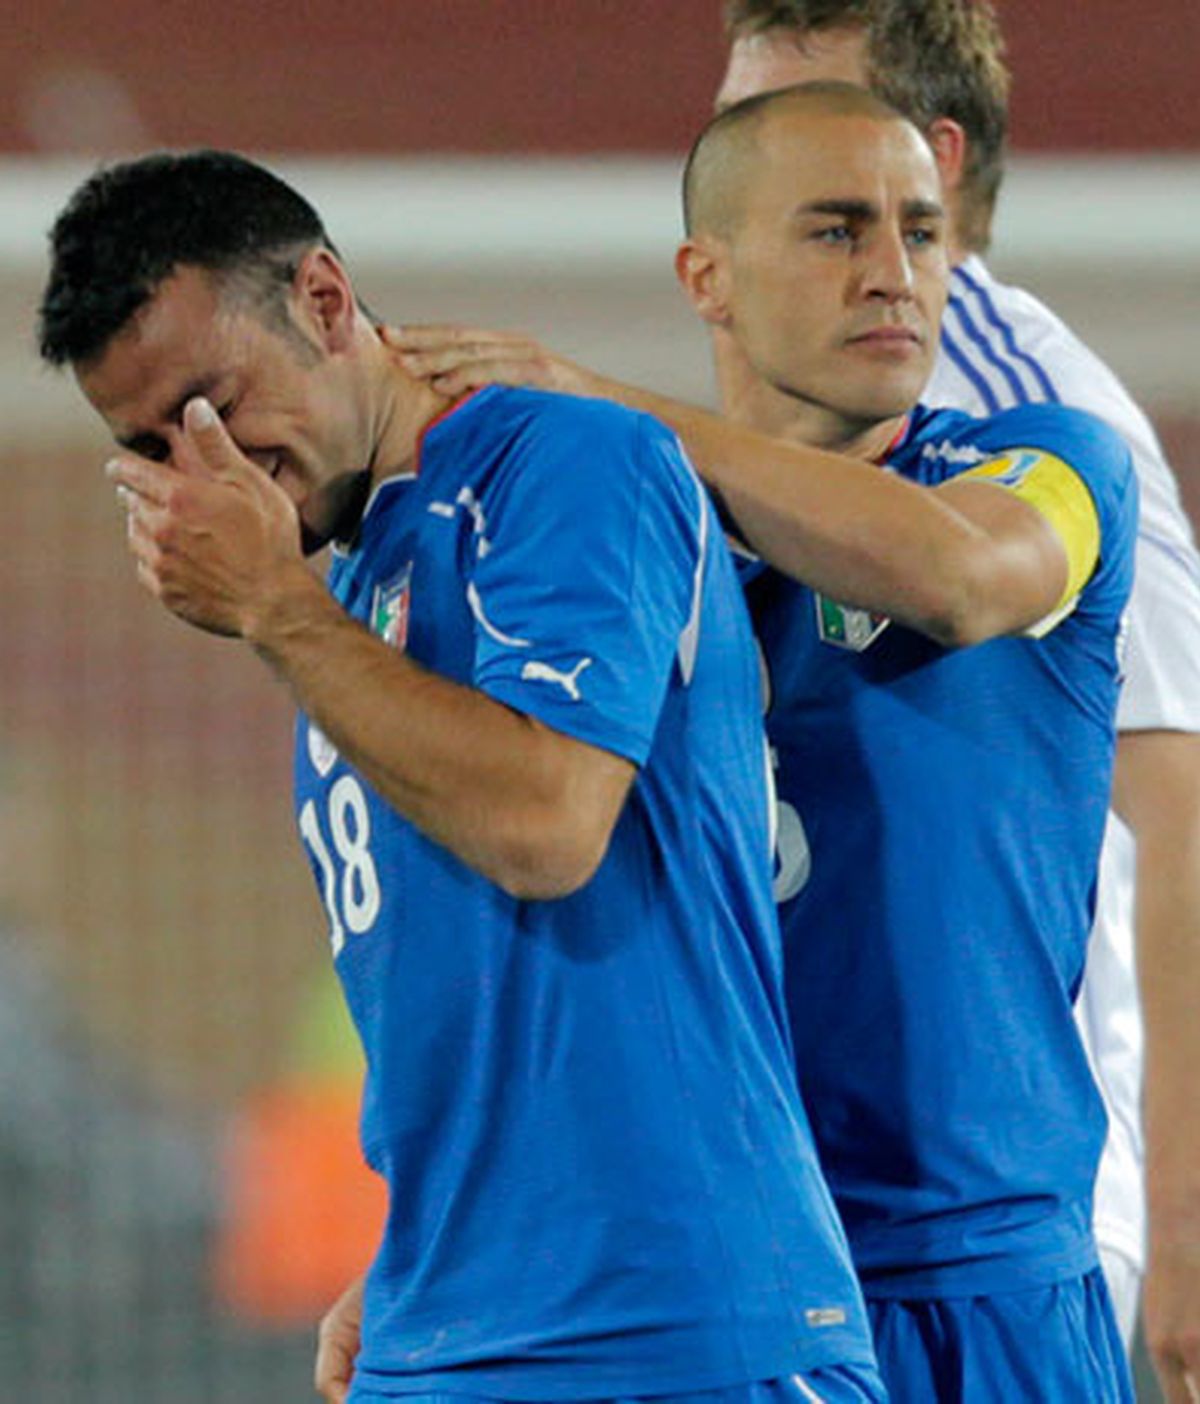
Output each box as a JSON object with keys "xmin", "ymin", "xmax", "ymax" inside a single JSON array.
[
  {"xmin": 857, "ymin": 1237, "xmax": 1099, "ymax": 1300},
  {"xmin": 351, "ymin": 1340, "xmax": 881, "ymax": 1401}
]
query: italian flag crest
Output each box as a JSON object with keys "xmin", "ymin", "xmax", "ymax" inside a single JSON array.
[{"xmin": 371, "ymin": 563, "xmax": 413, "ymax": 652}]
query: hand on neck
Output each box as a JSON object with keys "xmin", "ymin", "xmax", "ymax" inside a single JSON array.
[{"xmin": 367, "ymin": 326, "xmax": 461, "ymax": 482}]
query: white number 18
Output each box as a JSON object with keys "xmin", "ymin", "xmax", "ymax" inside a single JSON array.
[{"xmin": 299, "ymin": 774, "xmax": 382, "ymax": 956}]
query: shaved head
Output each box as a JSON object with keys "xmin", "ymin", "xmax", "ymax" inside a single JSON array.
[
  {"xmin": 673, "ymin": 76, "xmax": 946, "ymax": 441},
  {"xmin": 682, "ymin": 80, "xmax": 915, "ymax": 238}
]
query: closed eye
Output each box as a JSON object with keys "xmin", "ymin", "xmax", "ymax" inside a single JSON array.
[{"xmin": 122, "ymin": 433, "xmax": 170, "ymax": 462}]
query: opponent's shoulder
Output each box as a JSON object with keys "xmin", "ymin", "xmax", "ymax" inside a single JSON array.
[{"xmin": 947, "ymin": 258, "xmax": 1163, "ymax": 455}]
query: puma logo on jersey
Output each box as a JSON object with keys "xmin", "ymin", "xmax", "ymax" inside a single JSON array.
[
  {"xmin": 520, "ymin": 657, "xmax": 593, "ymax": 701},
  {"xmin": 803, "ymin": 1306, "xmax": 848, "ymax": 1328}
]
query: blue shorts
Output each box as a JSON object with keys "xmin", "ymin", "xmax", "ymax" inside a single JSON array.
[
  {"xmin": 348, "ymin": 1367, "xmax": 887, "ymax": 1404},
  {"xmin": 866, "ymin": 1265, "xmax": 1133, "ymax": 1402}
]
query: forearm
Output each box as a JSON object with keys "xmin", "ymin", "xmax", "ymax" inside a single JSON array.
[
  {"xmin": 107, "ymin": 402, "xmax": 632, "ymax": 900},
  {"xmin": 390, "ymin": 331, "xmax": 1064, "ymax": 644},
  {"xmin": 577, "ymin": 377, "xmax": 1021, "ymax": 645},
  {"xmin": 1124, "ymin": 731, "xmax": 1200, "ymax": 1404},
  {"xmin": 248, "ymin": 564, "xmax": 615, "ymax": 898},
  {"xmin": 1115, "ymin": 731, "xmax": 1200, "ymax": 1231},
  {"xmin": 1139, "ymin": 837, "xmax": 1200, "ymax": 1229}
]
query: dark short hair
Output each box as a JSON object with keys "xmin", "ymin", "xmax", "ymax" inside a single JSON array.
[
  {"xmin": 38, "ymin": 149, "xmax": 334, "ymax": 367},
  {"xmin": 726, "ymin": 0, "xmax": 872, "ymax": 30},
  {"xmin": 722, "ymin": 0, "xmax": 1009, "ymax": 252}
]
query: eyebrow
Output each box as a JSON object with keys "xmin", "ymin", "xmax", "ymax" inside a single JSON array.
[
  {"xmin": 795, "ymin": 197, "xmax": 945, "ymax": 220},
  {"xmin": 115, "ymin": 373, "xmax": 224, "ymax": 452}
]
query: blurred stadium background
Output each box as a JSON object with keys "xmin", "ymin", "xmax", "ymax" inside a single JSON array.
[{"xmin": 0, "ymin": 2, "xmax": 1196, "ymax": 1398}]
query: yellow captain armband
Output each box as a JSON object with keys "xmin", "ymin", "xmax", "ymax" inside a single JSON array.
[{"xmin": 959, "ymin": 448, "xmax": 1101, "ymax": 634}]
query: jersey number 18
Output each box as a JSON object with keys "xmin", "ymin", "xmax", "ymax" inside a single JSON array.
[{"xmin": 299, "ymin": 775, "xmax": 382, "ymax": 956}]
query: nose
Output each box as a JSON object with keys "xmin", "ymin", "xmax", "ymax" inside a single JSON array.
[{"xmin": 858, "ymin": 227, "xmax": 915, "ymax": 304}]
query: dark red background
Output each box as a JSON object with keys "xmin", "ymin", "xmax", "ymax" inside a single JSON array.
[{"xmin": 5, "ymin": 0, "xmax": 1198, "ymax": 155}]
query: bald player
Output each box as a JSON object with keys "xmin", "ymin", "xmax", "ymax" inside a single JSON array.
[
  {"xmin": 392, "ymin": 83, "xmax": 1138, "ymax": 1402},
  {"xmin": 713, "ymin": 15, "xmax": 1200, "ymax": 1399}
]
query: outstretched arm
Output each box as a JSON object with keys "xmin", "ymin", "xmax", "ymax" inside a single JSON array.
[
  {"xmin": 108, "ymin": 397, "xmax": 633, "ymax": 901},
  {"xmin": 389, "ymin": 326, "xmax": 1073, "ymax": 648}
]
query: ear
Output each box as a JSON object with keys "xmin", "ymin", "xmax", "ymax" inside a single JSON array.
[
  {"xmin": 292, "ymin": 248, "xmax": 358, "ymax": 353},
  {"xmin": 925, "ymin": 117, "xmax": 968, "ymax": 199},
  {"xmin": 675, "ymin": 236, "xmax": 733, "ymax": 327}
]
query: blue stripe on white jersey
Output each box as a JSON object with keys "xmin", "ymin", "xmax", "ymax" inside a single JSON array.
[
  {"xmin": 939, "ymin": 322, "xmax": 1003, "ymax": 415},
  {"xmin": 943, "ymin": 282, "xmax": 1033, "ymax": 407},
  {"xmin": 937, "ymin": 264, "xmax": 1200, "ymax": 605},
  {"xmin": 952, "ymin": 264, "xmax": 1062, "ymax": 404},
  {"xmin": 1139, "ymin": 526, "xmax": 1200, "ymax": 588}
]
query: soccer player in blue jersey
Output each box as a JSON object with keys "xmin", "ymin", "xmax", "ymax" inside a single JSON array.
[
  {"xmin": 392, "ymin": 85, "xmax": 1139, "ymax": 1401},
  {"xmin": 713, "ymin": 17, "xmax": 1200, "ymax": 1401},
  {"xmin": 37, "ymin": 152, "xmax": 885, "ymax": 1404}
]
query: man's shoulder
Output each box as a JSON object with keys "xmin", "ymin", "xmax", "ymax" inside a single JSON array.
[
  {"xmin": 428, "ymin": 386, "xmax": 701, "ymax": 548},
  {"xmin": 946, "ymin": 256, "xmax": 1075, "ymax": 376},
  {"xmin": 460, "ymin": 383, "xmax": 673, "ymax": 450},
  {"xmin": 907, "ymin": 400, "xmax": 1132, "ymax": 483},
  {"xmin": 442, "ymin": 385, "xmax": 684, "ymax": 490}
]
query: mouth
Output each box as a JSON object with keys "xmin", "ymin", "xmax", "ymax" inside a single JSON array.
[{"xmin": 847, "ymin": 325, "xmax": 923, "ymax": 348}]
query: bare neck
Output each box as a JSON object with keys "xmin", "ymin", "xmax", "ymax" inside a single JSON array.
[
  {"xmin": 362, "ymin": 324, "xmax": 459, "ymax": 483},
  {"xmin": 713, "ymin": 334, "xmax": 908, "ymax": 464}
]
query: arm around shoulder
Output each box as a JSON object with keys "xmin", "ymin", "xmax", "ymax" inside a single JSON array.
[{"xmin": 615, "ymin": 396, "xmax": 1078, "ymax": 648}]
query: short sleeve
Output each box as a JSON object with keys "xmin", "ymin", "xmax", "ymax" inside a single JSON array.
[
  {"xmin": 958, "ymin": 404, "xmax": 1139, "ymax": 634},
  {"xmin": 955, "ymin": 448, "xmax": 1100, "ymax": 610},
  {"xmin": 467, "ymin": 401, "xmax": 707, "ymax": 766},
  {"xmin": 1118, "ymin": 530, "xmax": 1200, "ymax": 731}
]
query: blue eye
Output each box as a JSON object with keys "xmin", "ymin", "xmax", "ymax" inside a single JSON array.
[{"xmin": 815, "ymin": 225, "xmax": 854, "ymax": 245}]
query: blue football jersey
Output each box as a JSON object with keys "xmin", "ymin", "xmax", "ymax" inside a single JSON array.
[
  {"xmin": 750, "ymin": 401, "xmax": 1137, "ymax": 1298},
  {"xmin": 293, "ymin": 387, "xmax": 875, "ymax": 1397}
]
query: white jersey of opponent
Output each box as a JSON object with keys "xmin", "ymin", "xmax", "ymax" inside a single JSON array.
[{"xmin": 926, "ymin": 254, "xmax": 1200, "ymax": 1276}]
